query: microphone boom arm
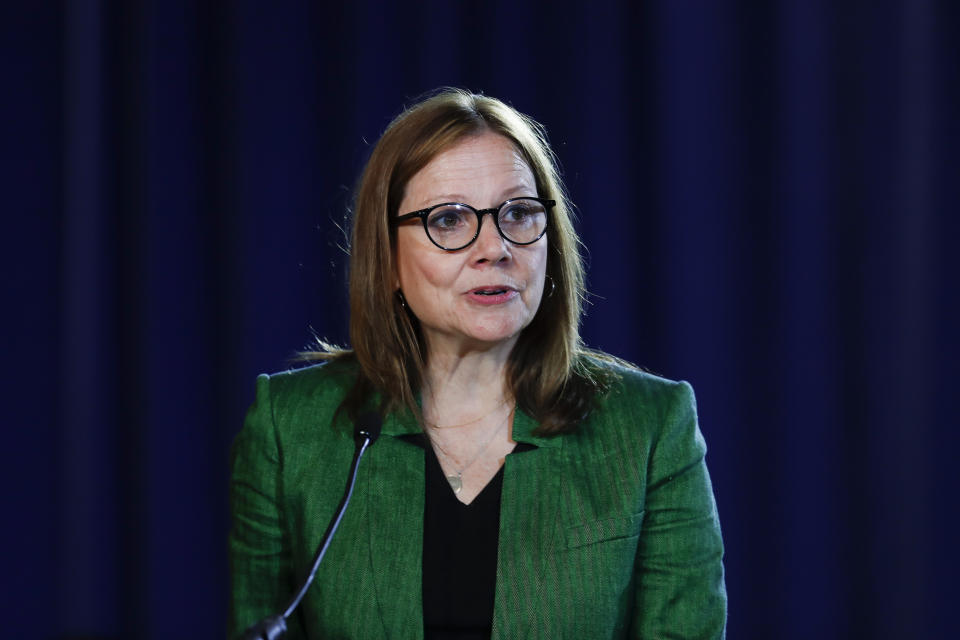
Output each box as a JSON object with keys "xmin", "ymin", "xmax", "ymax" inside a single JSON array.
[{"xmin": 239, "ymin": 414, "xmax": 381, "ymax": 640}]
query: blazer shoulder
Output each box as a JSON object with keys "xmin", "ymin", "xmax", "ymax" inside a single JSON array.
[
  {"xmin": 582, "ymin": 352, "xmax": 695, "ymax": 410},
  {"xmin": 573, "ymin": 353, "xmax": 698, "ymax": 451},
  {"xmin": 263, "ymin": 355, "xmax": 358, "ymax": 398},
  {"xmin": 253, "ymin": 357, "xmax": 361, "ymax": 436}
]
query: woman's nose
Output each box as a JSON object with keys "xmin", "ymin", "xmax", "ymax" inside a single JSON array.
[{"xmin": 472, "ymin": 214, "xmax": 511, "ymax": 263}]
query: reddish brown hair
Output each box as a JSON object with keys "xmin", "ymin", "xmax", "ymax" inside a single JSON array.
[{"xmin": 312, "ymin": 88, "xmax": 611, "ymax": 434}]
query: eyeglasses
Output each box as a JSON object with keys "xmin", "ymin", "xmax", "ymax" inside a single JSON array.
[{"xmin": 393, "ymin": 197, "xmax": 554, "ymax": 251}]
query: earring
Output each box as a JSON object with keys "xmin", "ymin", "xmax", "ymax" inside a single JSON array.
[
  {"xmin": 396, "ymin": 289, "xmax": 408, "ymax": 308},
  {"xmin": 546, "ymin": 275, "xmax": 556, "ymax": 298}
]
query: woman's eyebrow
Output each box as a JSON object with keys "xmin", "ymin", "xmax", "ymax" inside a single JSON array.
[
  {"xmin": 415, "ymin": 184, "xmax": 536, "ymax": 209},
  {"xmin": 496, "ymin": 185, "xmax": 537, "ymax": 202},
  {"xmin": 423, "ymin": 194, "xmax": 469, "ymax": 205}
]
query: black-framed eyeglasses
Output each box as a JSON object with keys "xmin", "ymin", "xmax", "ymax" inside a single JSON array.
[{"xmin": 392, "ymin": 197, "xmax": 554, "ymax": 251}]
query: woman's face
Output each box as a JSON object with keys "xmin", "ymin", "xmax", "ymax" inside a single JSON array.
[{"xmin": 394, "ymin": 132, "xmax": 548, "ymax": 354}]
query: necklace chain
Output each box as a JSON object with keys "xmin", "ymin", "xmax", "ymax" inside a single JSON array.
[
  {"xmin": 423, "ymin": 397, "xmax": 507, "ymax": 429},
  {"xmin": 426, "ymin": 405, "xmax": 514, "ymax": 494}
]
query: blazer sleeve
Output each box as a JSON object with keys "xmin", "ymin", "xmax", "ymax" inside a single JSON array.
[
  {"xmin": 228, "ymin": 374, "xmax": 306, "ymax": 640},
  {"xmin": 631, "ymin": 380, "xmax": 727, "ymax": 639}
]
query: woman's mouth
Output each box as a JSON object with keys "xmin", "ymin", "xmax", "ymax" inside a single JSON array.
[{"xmin": 467, "ymin": 287, "xmax": 519, "ymax": 305}]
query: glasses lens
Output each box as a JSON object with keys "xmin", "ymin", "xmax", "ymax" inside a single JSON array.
[
  {"xmin": 498, "ymin": 199, "xmax": 548, "ymax": 244},
  {"xmin": 426, "ymin": 204, "xmax": 477, "ymax": 249}
]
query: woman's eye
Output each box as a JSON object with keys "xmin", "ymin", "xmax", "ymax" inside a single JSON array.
[
  {"xmin": 428, "ymin": 209, "xmax": 466, "ymax": 230},
  {"xmin": 502, "ymin": 203, "xmax": 535, "ymax": 223}
]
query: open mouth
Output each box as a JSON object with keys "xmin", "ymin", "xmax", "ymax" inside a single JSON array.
[{"xmin": 474, "ymin": 288, "xmax": 509, "ymax": 296}]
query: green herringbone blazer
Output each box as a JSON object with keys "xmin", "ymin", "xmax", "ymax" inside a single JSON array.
[{"xmin": 228, "ymin": 358, "xmax": 726, "ymax": 639}]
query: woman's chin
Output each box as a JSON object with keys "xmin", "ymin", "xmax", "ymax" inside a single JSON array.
[
  {"xmin": 424, "ymin": 323, "xmax": 524, "ymax": 353},
  {"xmin": 465, "ymin": 325, "xmax": 535, "ymax": 352}
]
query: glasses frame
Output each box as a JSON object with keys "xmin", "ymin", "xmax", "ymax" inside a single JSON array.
[{"xmin": 392, "ymin": 197, "xmax": 555, "ymax": 251}]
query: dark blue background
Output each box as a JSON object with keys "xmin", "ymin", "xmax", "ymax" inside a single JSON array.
[{"xmin": 5, "ymin": 1, "xmax": 958, "ymax": 638}]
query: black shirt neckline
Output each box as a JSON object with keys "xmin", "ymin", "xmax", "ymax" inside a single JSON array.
[{"xmin": 398, "ymin": 433, "xmax": 534, "ymax": 639}]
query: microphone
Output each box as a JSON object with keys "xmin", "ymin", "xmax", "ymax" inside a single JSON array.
[
  {"xmin": 353, "ymin": 410, "xmax": 383, "ymax": 448},
  {"xmin": 240, "ymin": 411, "xmax": 383, "ymax": 640}
]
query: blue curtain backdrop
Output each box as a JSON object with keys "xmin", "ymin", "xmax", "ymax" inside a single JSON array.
[{"xmin": 5, "ymin": 0, "xmax": 958, "ymax": 638}]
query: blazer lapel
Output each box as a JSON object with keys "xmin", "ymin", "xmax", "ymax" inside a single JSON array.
[
  {"xmin": 364, "ymin": 409, "xmax": 426, "ymax": 638},
  {"xmin": 360, "ymin": 407, "xmax": 567, "ymax": 639},
  {"xmin": 492, "ymin": 409, "xmax": 565, "ymax": 639}
]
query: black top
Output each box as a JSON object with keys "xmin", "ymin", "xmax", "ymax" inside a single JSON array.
[{"xmin": 401, "ymin": 434, "xmax": 533, "ymax": 640}]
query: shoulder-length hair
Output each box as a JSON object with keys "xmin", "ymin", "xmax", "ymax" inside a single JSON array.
[{"xmin": 316, "ymin": 88, "xmax": 609, "ymax": 434}]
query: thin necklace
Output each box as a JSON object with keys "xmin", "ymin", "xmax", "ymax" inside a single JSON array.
[
  {"xmin": 423, "ymin": 397, "xmax": 508, "ymax": 429},
  {"xmin": 427, "ymin": 406, "xmax": 513, "ymax": 494}
]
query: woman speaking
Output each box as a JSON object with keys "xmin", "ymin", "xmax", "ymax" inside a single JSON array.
[{"xmin": 229, "ymin": 89, "xmax": 726, "ymax": 639}]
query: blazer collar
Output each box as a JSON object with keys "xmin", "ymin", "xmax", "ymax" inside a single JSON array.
[
  {"xmin": 380, "ymin": 401, "xmax": 562, "ymax": 448},
  {"xmin": 510, "ymin": 407, "xmax": 562, "ymax": 449}
]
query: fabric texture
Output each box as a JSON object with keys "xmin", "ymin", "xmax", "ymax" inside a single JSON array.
[{"xmin": 228, "ymin": 357, "xmax": 726, "ymax": 639}]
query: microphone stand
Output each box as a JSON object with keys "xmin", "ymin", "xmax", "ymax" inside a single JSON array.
[{"xmin": 240, "ymin": 413, "xmax": 382, "ymax": 640}]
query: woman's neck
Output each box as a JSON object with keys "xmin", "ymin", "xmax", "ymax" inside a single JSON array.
[{"xmin": 421, "ymin": 338, "xmax": 515, "ymax": 426}]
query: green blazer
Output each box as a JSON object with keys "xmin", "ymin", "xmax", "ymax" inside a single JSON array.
[{"xmin": 228, "ymin": 358, "xmax": 726, "ymax": 639}]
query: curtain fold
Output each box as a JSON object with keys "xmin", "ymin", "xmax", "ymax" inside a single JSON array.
[{"xmin": 6, "ymin": 1, "xmax": 957, "ymax": 637}]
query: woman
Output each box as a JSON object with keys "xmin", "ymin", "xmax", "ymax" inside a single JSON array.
[{"xmin": 229, "ymin": 89, "xmax": 726, "ymax": 639}]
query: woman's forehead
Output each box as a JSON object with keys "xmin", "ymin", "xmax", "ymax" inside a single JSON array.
[{"xmin": 403, "ymin": 134, "xmax": 535, "ymax": 208}]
